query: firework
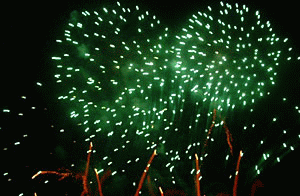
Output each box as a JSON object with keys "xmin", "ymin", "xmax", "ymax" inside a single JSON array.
[
  {"xmin": 51, "ymin": 2, "xmax": 178, "ymax": 193},
  {"xmin": 50, "ymin": 1, "xmax": 300, "ymax": 195},
  {"xmin": 174, "ymin": 1, "xmax": 294, "ymax": 113},
  {"xmin": 2, "ymin": 1, "xmax": 300, "ymax": 196}
]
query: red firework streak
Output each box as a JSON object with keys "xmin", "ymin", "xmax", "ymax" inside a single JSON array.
[
  {"xmin": 233, "ymin": 150, "xmax": 243, "ymax": 196},
  {"xmin": 223, "ymin": 121, "xmax": 233, "ymax": 156},
  {"xmin": 195, "ymin": 153, "xmax": 201, "ymax": 196},
  {"xmin": 203, "ymin": 109, "xmax": 233, "ymax": 156},
  {"xmin": 81, "ymin": 142, "xmax": 93, "ymax": 196},
  {"xmin": 134, "ymin": 150, "xmax": 157, "ymax": 196},
  {"xmin": 94, "ymin": 168, "xmax": 104, "ymax": 196}
]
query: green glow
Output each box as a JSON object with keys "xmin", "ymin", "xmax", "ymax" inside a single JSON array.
[{"xmin": 49, "ymin": 1, "xmax": 300, "ymax": 188}]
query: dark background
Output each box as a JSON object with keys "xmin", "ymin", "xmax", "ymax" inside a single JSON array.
[{"xmin": 1, "ymin": 0, "xmax": 300, "ymax": 195}]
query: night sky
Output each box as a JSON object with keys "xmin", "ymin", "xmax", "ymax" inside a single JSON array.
[{"xmin": 2, "ymin": 0, "xmax": 300, "ymax": 195}]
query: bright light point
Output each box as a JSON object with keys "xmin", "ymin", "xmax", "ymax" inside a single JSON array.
[
  {"xmin": 290, "ymin": 146, "xmax": 294, "ymax": 151},
  {"xmin": 226, "ymin": 155, "xmax": 229, "ymax": 160},
  {"xmin": 283, "ymin": 143, "xmax": 287, "ymax": 148}
]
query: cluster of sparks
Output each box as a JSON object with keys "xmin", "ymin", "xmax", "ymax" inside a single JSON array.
[
  {"xmin": 174, "ymin": 2, "xmax": 290, "ymax": 112},
  {"xmin": 2, "ymin": 1, "xmax": 300, "ymax": 195}
]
